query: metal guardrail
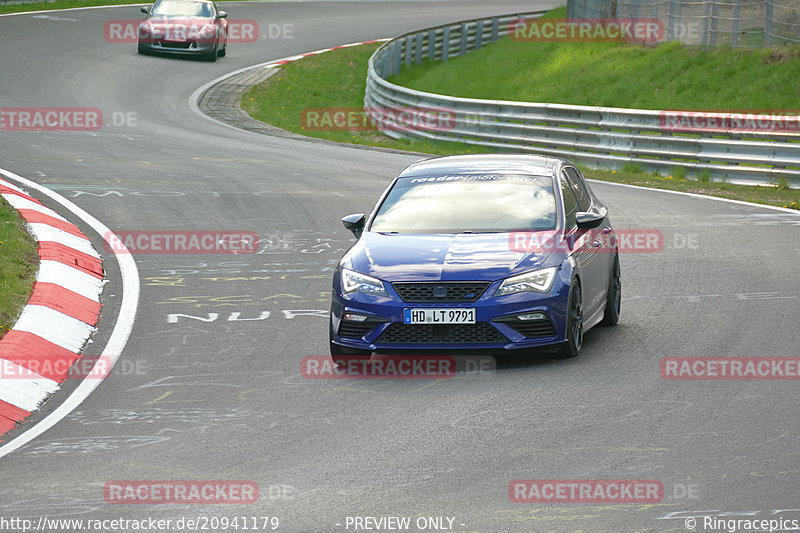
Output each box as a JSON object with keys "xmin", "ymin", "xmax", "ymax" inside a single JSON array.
[{"xmin": 365, "ymin": 12, "xmax": 800, "ymax": 186}]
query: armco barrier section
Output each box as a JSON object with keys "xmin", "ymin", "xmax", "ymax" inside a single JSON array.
[{"xmin": 364, "ymin": 12, "xmax": 800, "ymax": 186}]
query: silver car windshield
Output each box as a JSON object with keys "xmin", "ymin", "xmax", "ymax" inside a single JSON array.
[
  {"xmin": 151, "ymin": 0, "xmax": 213, "ymax": 16},
  {"xmin": 370, "ymin": 174, "xmax": 557, "ymax": 234}
]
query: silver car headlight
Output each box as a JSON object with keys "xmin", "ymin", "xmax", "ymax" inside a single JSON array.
[
  {"xmin": 139, "ymin": 21, "xmax": 153, "ymax": 38},
  {"xmin": 199, "ymin": 23, "xmax": 217, "ymax": 40},
  {"xmin": 341, "ymin": 268, "xmax": 388, "ymax": 296},
  {"xmin": 495, "ymin": 267, "xmax": 557, "ymax": 296}
]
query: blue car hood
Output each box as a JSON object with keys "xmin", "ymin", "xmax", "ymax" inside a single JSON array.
[{"xmin": 343, "ymin": 232, "xmax": 555, "ymax": 282}]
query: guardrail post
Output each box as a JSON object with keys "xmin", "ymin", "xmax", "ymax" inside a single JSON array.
[
  {"xmin": 491, "ymin": 17, "xmax": 499, "ymax": 42},
  {"xmin": 415, "ymin": 33, "xmax": 423, "ymax": 64},
  {"xmin": 475, "ymin": 20, "xmax": 484, "ymax": 49},
  {"xmin": 378, "ymin": 51, "xmax": 387, "ymax": 78},
  {"xmin": 383, "ymin": 42, "xmax": 390, "ymax": 75},
  {"xmin": 765, "ymin": 0, "xmax": 774, "ymax": 46},
  {"xmin": 666, "ymin": 0, "xmax": 673, "ymax": 40},
  {"xmin": 629, "ymin": 0, "xmax": 640, "ymax": 19},
  {"xmin": 404, "ymin": 35, "xmax": 413, "ymax": 67},
  {"xmin": 428, "ymin": 29, "xmax": 437, "ymax": 61},
  {"xmin": 709, "ymin": 0, "xmax": 719, "ymax": 45},
  {"xmin": 459, "ymin": 22, "xmax": 468, "ymax": 56},
  {"xmin": 442, "ymin": 27, "xmax": 451, "ymax": 61},
  {"xmin": 667, "ymin": 0, "xmax": 682, "ymax": 41},
  {"xmin": 731, "ymin": 0, "xmax": 740, "ymax": 47},
  {"xmin": 393, "ymin": 41, "xmax": 402, "ymax": 75}
]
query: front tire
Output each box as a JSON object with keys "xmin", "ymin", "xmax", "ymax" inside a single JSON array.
[
  {"xmin": 205, "ymin": 41, "xmax": 218, "ymax": 61},
  {"xmin": 558, "ymin": 279, "xmax": 583, "ymax": 358}
]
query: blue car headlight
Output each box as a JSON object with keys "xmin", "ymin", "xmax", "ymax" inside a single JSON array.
[
  {"xmin": 341, "ymin": 268, "xmax": 388, "ymax": 297},
  {"xmin": 495, "ymin": 267, "xmax": 558, "ymax": 296}
]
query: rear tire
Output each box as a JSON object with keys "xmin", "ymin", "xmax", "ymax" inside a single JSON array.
[
  {"xmin": 218, "ymin": 42, "xmax": 226, "ymax": 57},
  {"xmin": 558, "ymin": 279, "xmax": 583, "ymax": 358},
  {"xmin": 600, "ymin": 253, "xmax": 621, "ymax": 327}
]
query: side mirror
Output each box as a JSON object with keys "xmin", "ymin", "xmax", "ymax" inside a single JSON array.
[
  {"xmin": 140, "ymin": 5, "xmax": 149, "ymax": 13},
  {"xmin": 576, "ymin": 206, "xmax": 607, "ymax": 230},
  {"xmin": 342, "ymin": 213, "xmax": 366, "ymax": 239},
  {"xmin": 218, "ymin": 10, "xmax": 227, "ymax": 18}
]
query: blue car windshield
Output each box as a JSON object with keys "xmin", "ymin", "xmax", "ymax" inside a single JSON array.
[
  {"xmin": 152, "ymin": 0, "xmax": 213, "ymax": 16},
  {"xmin": 370, "ymin": 174, "xmax": 557, "ymax": 234}
]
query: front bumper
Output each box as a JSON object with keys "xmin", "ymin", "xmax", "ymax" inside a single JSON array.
[
  {"xmin": 330, "ymin": 278, "xmax": 570, "ymax": 352},
  {"xmin": 138, "ymin": 38, "xmax": 218, "ymax": 55}
]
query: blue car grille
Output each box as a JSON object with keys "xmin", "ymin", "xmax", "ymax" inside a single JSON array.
[
  {"xmin": 376, "ymin": 323, "xmax": 507, "ymax": 344},
  {"xmin": 391, "ymin": 282, "xmax": 492, "ymax": 303}
]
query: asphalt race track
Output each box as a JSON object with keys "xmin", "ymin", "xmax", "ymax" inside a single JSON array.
[{"xmin": 1, "ymin": 1, "xmax": 799, "ymax": 532}]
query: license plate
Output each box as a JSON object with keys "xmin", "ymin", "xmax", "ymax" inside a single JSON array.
[
  {"xmin": 166, "ymin": 24, "xmax": 188, "ymax": 41},
  {"xmin": 404, "ymin": 308, "xmax": 476, "ymax": 325}
]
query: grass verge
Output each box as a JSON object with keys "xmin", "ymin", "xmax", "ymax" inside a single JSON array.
[
  {"xmin": 1, "ymin": 0, "xmax": 143, "ymax": 14},
  {"xmin": 389, "ymin": 7, "xmax": 800, "ymax": 111},
  {"xmin": 0, "ymin": 197, "xmax": 39, "ymax": 340},
  {"xmin": 581, "ymin": 166, "xmax": 799, "ymax": 208},
  {"xmin": 241, "ymin": 42, "xmax": 799, "ymax": 210},
  {"xmin": 0, "ymin": 0, "xmax": 294, "ymax": 15},
  {"xmin": 241, "ymin": 43, "xmax": 493, "ymax": 156}
]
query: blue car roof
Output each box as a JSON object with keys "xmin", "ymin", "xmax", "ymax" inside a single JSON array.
[{"xmin": 397, "ymin": 154, "xmax": 564, "ymax": 178}]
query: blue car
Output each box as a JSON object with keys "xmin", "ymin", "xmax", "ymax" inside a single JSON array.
[{"xmin": 330, "ymin": 154, "xmax": 620, "ymax": 362}]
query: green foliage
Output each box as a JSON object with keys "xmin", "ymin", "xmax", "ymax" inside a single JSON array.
[
  {"xmin": 0, "ymin": 198, "xmax": 38, "ymax": 340},
  {"xmin": 242, "ymin": 44, "xmax": 492, "ymax": 156},
  {"xmin": 389, "ymin": 24, "xmax": 800, "ymax": 111}
]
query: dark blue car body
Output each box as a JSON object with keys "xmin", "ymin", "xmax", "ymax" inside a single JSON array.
[{"xmin": 330, "ymin": 154, "xmax": 620, "ymax": 358}]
